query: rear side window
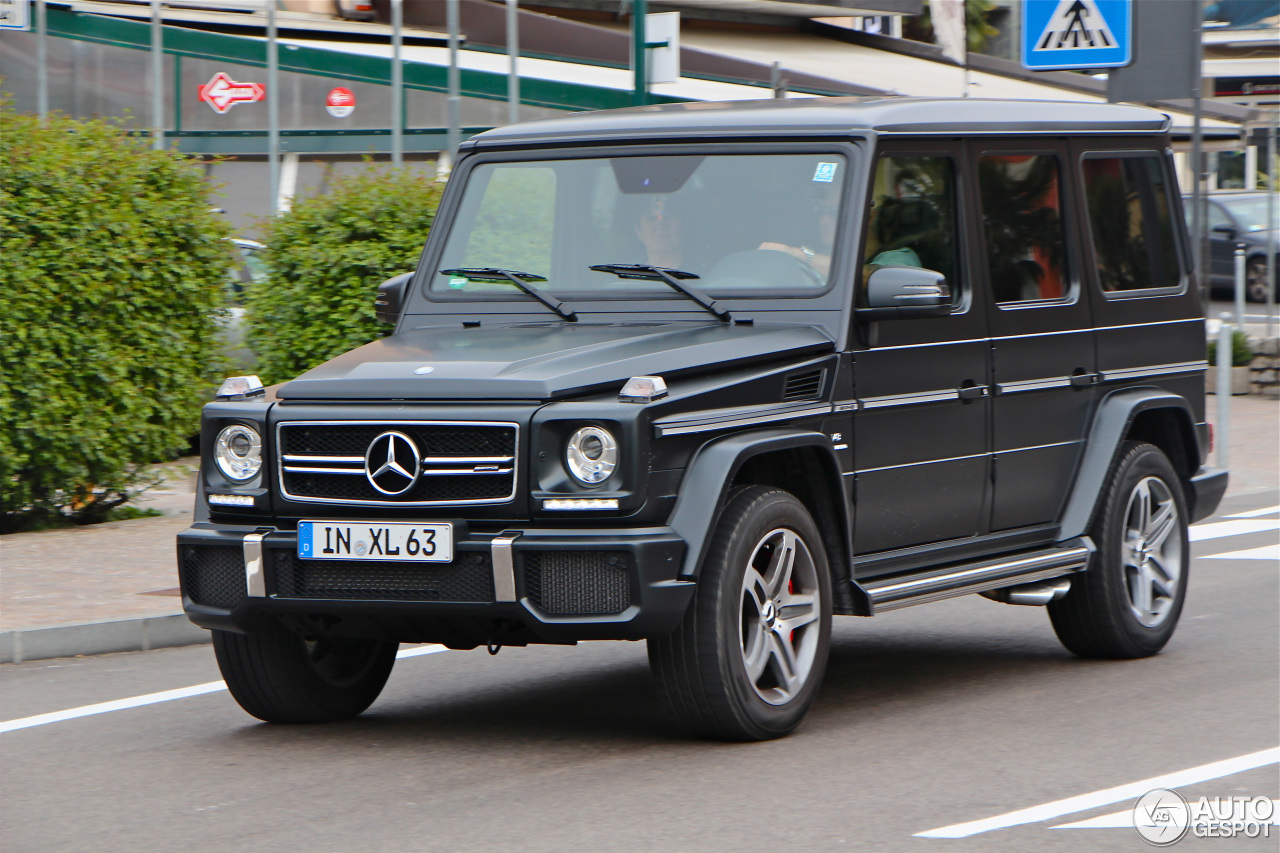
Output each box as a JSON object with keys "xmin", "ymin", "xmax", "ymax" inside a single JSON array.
[
  {"xmin": 1081, "ymin": 154, "xmax": 1182, "ymax": 293},
  {"xmin": 978, "ymin": 154, "xmax": 1069, "ymax": 304}
]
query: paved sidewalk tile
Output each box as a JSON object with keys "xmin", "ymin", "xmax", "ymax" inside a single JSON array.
[{"xmin": 1, "ymin": 515, "xmax": 194, "ymax": 631}]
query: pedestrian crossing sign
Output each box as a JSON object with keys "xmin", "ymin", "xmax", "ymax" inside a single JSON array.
[{"xmin": 1022, "ymin": 0, "xmax": 1132, "ymax": 71}]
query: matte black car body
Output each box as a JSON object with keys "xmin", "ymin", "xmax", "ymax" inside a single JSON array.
[{"xmin": 180, "ymin": 98, "xmax": 1227, "ymax": 734}]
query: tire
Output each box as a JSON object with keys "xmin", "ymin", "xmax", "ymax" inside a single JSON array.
[
  {"xmin": 213, "ymin": 620, "xmax": 397, "ymax": 723},
  {"xmin": 1245, "ymin": 256, "xmax": 1274, "ymax": 304},
  {"xmin": 1049, "ymin": 441, "xmax": 1189, "ymax": 659},
  {"xmin": 648, "ymin": 486, "xmax": 833, "ymax": 741}
]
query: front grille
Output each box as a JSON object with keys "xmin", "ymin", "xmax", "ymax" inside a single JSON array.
[
  {"xmin": 278, "ymin": 421, "xmax": 517, "ymax": 506},
  {"xmin": 274, "ymin": 550, "xmax": 494, "ymax": 602},
  {"xmin": 523, "ymin": 552, "xmax": 632, "ymax": 616},
  {"xmin": 180, "ymin": 545, "xmax": 246, "ymax": 608}
]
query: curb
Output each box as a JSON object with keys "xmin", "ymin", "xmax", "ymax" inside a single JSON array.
[{"xmin": 0, "ymin": 614, "xmax": 210, "ymax": 664}]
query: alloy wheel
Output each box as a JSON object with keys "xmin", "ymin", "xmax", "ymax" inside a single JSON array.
[
  {"xmin": 1122, "ymin": 476, "xmax": 1183, "ymax": 628},
  {"xmin": 738, "ymin": 528, "xmax": 822, "ymax": 705}
]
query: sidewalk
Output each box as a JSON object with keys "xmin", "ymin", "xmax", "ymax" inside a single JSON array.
[{"xmin": 3, "ymin": 397, "xmax": 1277, "ymax": 663}]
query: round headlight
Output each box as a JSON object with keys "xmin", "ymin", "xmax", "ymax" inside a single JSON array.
[
  {"xmin": 565, "ymin": 426, "xmax": 618, "ymax": 485},
  {"xmin": 214, "ymin": 424, "xmax": 263, "ymax": 482}
]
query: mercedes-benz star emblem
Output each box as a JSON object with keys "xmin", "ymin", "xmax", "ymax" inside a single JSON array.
[{"xmin": 365, "ymin": 431, "xmax": 421, "ymax": 496}]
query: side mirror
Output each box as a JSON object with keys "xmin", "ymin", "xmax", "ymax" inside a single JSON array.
[
  {"xmin": 375, "ymin": 272, "xmax": 413, "ymax": 325},
  {"xmin": 1211, "ymin": 223, "xmax": 1236, "ymax": 238},
  {"xmin": 857, "ymin": 266, "xmax": 952, "ymax": 321}
]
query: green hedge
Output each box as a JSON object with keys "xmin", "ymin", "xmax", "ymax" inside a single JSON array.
[
  {"xmin": 0, "ymin": 105, "xmax": 231, "ymax": 526},
  {"xmin": 246, "ymin": 167, "xmax": 443, "ymax": 385},
  {"xmin": 1208, "ymin": 329, "xmax": 1254, "ymax": 367}
]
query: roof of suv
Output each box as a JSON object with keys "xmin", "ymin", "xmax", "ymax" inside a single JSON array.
[{"xmin": 469, "ymin": 97, "xmax": 1172, "ymax": 148}]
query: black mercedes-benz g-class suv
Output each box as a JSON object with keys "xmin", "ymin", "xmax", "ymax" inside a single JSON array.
[{"xmin": 179, "ymin": 98, "xmax": 1227, "ymax": 740}]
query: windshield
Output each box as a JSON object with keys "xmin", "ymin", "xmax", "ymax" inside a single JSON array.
[
  {"xmin": 1220, "ymin": 196, "xmax": 1280, "ymax": 233},
  {"xmin": 431, "ymin": 153, "xmax": 847, "ymax": 300}
]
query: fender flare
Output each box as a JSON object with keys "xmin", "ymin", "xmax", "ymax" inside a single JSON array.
[
  {"xmin": 666, "ymin": 428, "xmax": 864, "ymax": 604},
  {"xmin": 1058, "ymin": 388, "xmax": 1201, "ymax": 540}
]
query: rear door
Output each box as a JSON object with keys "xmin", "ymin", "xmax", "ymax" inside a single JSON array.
[
  {"xmin": 970, "ymin": 140, "xmax": 1096, "ymax": 531},
  {"xmin": 1077, "ymin": 144, "xmax": 1202, "ymax": 424}
]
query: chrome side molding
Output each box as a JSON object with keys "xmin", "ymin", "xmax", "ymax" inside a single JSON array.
[{"xmin": 862, "ymin": 537, "xmax": 1094, "ymax": 614}]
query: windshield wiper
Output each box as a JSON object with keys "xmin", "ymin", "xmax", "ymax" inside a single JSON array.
[
  {"xmin": 440, "ymin": 268, "xmax": 577, "ymax": 321},
  {"xmin": 589, "ymin": 263, "xmax": 731, "ymax": 322}
]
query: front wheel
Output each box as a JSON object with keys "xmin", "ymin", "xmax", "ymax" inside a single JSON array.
[
  {"xmin": 213, "ymin": 620, "xmax": 397, "ymax": 723},
  {"xmin": 648, "ymin": 487, "xmax": 832, "ymax": 741},
  {"xmin": 1049, "ymin": 442, "xmax": 1189, "ymax": 659}
]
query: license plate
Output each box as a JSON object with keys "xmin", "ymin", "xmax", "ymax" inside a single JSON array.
[{"xmin": 298, "ymin": 521, "xmax": 453, "ymax": 563}]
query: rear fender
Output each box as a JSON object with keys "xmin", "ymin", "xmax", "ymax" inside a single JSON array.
[{"xmin": 1059, "ymin": 389, "xmax": 1203, "ymax": 539}]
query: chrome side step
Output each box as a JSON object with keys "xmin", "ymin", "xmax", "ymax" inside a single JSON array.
[{"xmin": 862, "ymin": 538, "xmax": 1094, "ymax": 614}]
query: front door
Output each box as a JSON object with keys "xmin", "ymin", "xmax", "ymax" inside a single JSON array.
[{"xmin": 851, "ymin": 145, "xmax": 991, "ymax": 557}]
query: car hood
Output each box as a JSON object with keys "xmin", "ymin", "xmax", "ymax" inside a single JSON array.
[{"xmin": 276, "ymin": 321, "xmax": 836, "ymax": 401}]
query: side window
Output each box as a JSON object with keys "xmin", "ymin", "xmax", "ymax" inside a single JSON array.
[
  {"xmin": 978, "ymin": 154, "xmax": 1069, "ymax": 304},
  {"xmin": 1081, "ymin": 154, "xmax": 1182, "ymax": 293},
  {"xmin": 861, "ymin": 155, "xmax": 960, "ymax": 300}
]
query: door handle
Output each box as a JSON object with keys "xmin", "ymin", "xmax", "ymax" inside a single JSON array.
[
  {"xmin": 1069, "ymin": 372, "xmax": 1099, "ymax": 388},
  {"xmin": 957, "ymin": 384, "xmax": 987, "ymax": 401}
]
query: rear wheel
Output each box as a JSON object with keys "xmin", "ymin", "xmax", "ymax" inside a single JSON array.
[
  {"xmin": 1049, "ymin": 442, "xmax": 1189, "ymax": 658},
  {"xmin": 213, "ymin": 620, "xmax": 397, "ymax": 723},
  {"xmin": 648, "ymin": 487, "xmax": 832, "ymax": 741}
]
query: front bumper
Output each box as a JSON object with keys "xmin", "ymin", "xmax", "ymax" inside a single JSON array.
[{"xmin": 176, "ymin": 522, "xmax": 692, "ymax": 647}]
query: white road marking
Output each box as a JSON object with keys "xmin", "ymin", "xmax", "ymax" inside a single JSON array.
[
  {"xmin": 1204, "ymin": 544, "xmax": 1280, "ymax": 561},
  {"xmin": 0, "ymin": 645, "xmax": 447, "ymax": 734},
  {"xmin": 1227, "ymin": 505, "xmax": 1280, "ymax": 519},
  {"xmin": 1189, "ymin": 519, "xmax": 1280, "ymax": 542},
  {"xmin": 1, "ymin": 682, "xmax": 228, "ymax": 733},
  {"xmin": 915, "ymin": 747, "xmax": 1280, "ymax": 838},
  {"xmin": 1051, "ymin": 802, "xmax": 1280, "ymax": 830}
]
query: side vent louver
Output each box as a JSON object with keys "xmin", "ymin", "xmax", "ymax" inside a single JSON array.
[{"xmin": 783, "ymin": 369, "xmax": 825, "ymax": 401}]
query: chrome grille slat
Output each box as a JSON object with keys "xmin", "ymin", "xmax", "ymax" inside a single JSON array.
[{"xmin": 277, "ymin": 421, "xmax": 519, "ymax": 506}]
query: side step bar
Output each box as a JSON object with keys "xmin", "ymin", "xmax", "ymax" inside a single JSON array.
[{"xmin": 861, "ymin": 538, "xmax": 1095, "ymax": 614}]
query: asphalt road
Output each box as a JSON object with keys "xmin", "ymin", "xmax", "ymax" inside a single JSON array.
[{"xmin": 3, "ymin": 491, "xmax": 1277, "ymax": 853}]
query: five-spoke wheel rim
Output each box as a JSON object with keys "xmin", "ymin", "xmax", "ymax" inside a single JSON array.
[
  {"xmin": 738, "ymin": 528, "xmax": 821, "ymax": 705},
  {"xmin": 1122, "ymin": 476, "xmax": 1183, "ymax": 628},
  {"xmin": 1247, "ymin": 260, "xmax": 1271, "ymax": 304}
]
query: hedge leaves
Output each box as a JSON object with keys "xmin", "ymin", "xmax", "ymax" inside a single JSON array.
[
  {"xmin": 1, "ymin": 105, "xmax": 231, "ymax": 524},
  {"xmin": 246, "ymin": 166, "xmax": 443, "ymax": 385}
]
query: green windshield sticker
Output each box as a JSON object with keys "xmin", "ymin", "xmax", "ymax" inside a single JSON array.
[{"xmin": 448, "ymin": 276, "xmax": 470, "ymax": 289}]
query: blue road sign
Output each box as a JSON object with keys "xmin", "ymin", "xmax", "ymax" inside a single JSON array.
[{"xmin": 1022, "ymin": 0, "xmax": 1132, "ymax": 71}]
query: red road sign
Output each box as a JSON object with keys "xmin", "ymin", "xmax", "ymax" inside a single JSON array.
[
  {"xmin": 198, "ymin": 72, "xmax": 266, "ymax": 114},
  {"xmin": 325, "ymin": 87, "xmax": 356, "ymax": 118}
]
